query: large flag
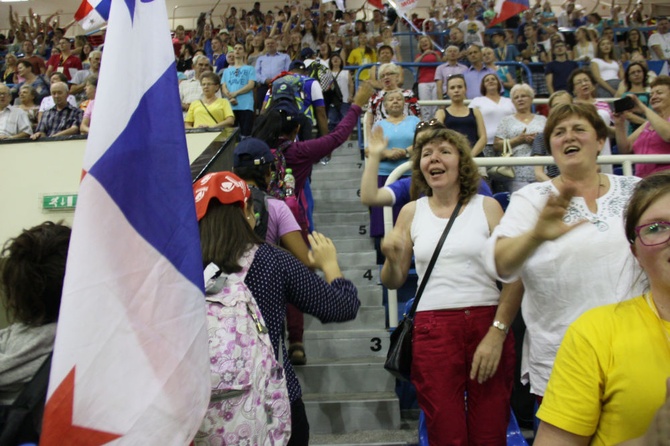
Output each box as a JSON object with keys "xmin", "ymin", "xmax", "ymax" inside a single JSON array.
[
  {"xmin": 41, "ymin": 0, "xmax": 210, "ymax": 444},
  {"xmin": 488, "ymin": 0, "xmax": 530, "ymax": 28},
  {"xmin": 74, "ymin": 0, "xmax": 110, "ymax": 31}
]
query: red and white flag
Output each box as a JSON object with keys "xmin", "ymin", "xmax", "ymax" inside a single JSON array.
[
  {"xmin": 41, "ymin": 0, "xmax": 210, "ymax": 444},
  {"xmin": 488, "ymin": 0, "xmax": 530, "ymax": 28},
  {"xmin": 74, "ymin": 0, "xmax": 110, "ymax": 31}
]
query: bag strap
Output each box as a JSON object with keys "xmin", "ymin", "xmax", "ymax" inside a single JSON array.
[
  {"xmin": 406, "ymin": 201, "xmax": 463, "ymax": 317},
  {"xmin": 199, "ymin": 100, "xmax": 218, "ymax": 124}
]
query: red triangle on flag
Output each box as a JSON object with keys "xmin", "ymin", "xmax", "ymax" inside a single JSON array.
[
  {"xmin": 368, "ymin": 0, "xmax": 384, "ymax": 10},
  {"xmin": 488, "ymin": 1, "xmax": 529, "ymax": 28},
  {"xmin": 74, "ymin": 0, "xmax": 94, "ymax": 22},
  {"xmin": 41, "ymin": 367, "xmax": 123, "ymax": 446}
]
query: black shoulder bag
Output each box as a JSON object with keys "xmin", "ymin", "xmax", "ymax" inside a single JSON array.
[
  {"xmin": 384, "ymin": 201, "xmax": 463, "ymax": 381},
  {"xmin": 0, "ymin": 353, "xmax": 53, "ymax": 446}
]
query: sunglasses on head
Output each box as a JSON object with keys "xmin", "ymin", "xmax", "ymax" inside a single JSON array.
[{"xmin": 415, "ymin": 119, "xmax": 445, "ymax": 132}]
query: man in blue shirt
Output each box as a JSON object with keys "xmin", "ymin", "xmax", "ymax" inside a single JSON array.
[
  {"xmin": 254, "ymin": 37, "xmax": 290, "ymax": 113},
  {"xmin": 463, "ymin": 44, "xmax": 499, "ymax": 99}
]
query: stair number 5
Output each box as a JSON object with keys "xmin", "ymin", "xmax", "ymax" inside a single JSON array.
[
  {"xmin": 370, "ymin": 337, "xmax": 382, "ymax": 352},
  {"xmin": 359, "ymin": 225, "xmax": 367, "ymax": 235}
]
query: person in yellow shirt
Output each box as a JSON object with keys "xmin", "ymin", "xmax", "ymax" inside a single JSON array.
[
  {"xmin": 347, "ymin": 34, "xmax": 376, "ymax": 82},
  {"xmin": 185, "ymin": 72, "xmax": 234, "ymax": 129},
  {"xmin": 535, "ymin": 171, "xmax": 670, "ymax": 445}
]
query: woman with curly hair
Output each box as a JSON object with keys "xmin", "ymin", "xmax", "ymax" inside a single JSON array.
[{"xmin": 381, "ymin": 126, "xmax": 517, "ymax": 444}]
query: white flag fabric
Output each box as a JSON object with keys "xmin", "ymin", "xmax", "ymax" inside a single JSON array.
[{"xmin": 41, "ymin": 0, "xmax": 210, "ymax": 444}]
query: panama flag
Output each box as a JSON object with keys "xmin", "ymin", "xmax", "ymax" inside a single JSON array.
[
  {"xmin": 488, "ymin": 0, "xmax": 530, "ymax": 28},
  {"xmin": 40, "ymin": 0, "xmax": 210, "ymax": 444},
  {"xmin": 74, "ymin": 0, "xmax": 111, "ymax": 31}
]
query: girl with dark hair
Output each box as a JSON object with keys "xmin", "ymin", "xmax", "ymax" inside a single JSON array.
[
  {"xmin": 624, "ymin": 28, "xmax": 649, "ymax": 61},
  {"xmin": 589, "ymin": 38, "xmax": 623, "ymax": 98},
  {"xmin": 194, "ymin": 171, "xmax": 359, "ymax": 446},
  {"xmin": 301, "ymin": 19, "xmax": 318, "ymax": 51},
  {"xmin": 616, "ymin": 62, "xmax": 650, "ymax": 135},
  {"xmin": 1, "ymin": 221, "xmax": 71, "ymax": 405}
]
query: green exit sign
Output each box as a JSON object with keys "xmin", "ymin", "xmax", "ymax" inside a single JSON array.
[{"xmin": 42, "ymin": 194, "xmax": 78, "ymax": 210}]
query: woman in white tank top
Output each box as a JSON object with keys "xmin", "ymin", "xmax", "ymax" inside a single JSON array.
[
  {"xmin": 590, "ymin": 38, "xmax": 624, "ymax": 98},
  {"xmin": 379, "ymin": 125, "xmax": 520, "ymax": 445}
]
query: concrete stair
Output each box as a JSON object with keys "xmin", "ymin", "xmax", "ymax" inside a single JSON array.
[{"xmin": 298, "ymin": 139, "xmax": 413, "ymax": 443}]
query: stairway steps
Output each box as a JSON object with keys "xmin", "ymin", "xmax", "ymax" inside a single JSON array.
[
  {"xmin": 312, "ymin": 167, "xmax": 366, "ymax": 182},
  {"xmin": 313, "ymin": 211, "xmax": 370, "ymax": 226},
  {"xmin": 319, "ymin": 223, "xmax": 374, "ymax": 240},
  {"xmin": 312, "ymin": 188, "xmax": 365, "ymax": 202},
  {"xmin": 331, "ymin": 237, "xmax": 375, "ymax": 252},
  {"xmin": 333, "ymin": 251, "xmax": 377, "ymax": 267},
  {"xmin": 304, "ymin": 305, "xmax": 385, "ymax": 331},
  {"xmin": 303, "ymin": 329, "xmax": 390, "ymax": 360},
  {"xmin": 303, "ymin": 392, "xmax": 401, "ymax": 434},
  {"xmin": 340, "ymin": 265, "xmax": 380, "ymax": 286},
  {"xmin": 354, "ymin": 285, "xmax": 384, "ymax": 307},
  {"xmin": 302, "ymin": 139, "xmax": 401, "ymax": 439},
  {"xmin": 295, "ymin": 357, "xmax": 393, "ymax": 394},
  {"xmin": 311, "ymin": 177, "xmax": 363, "ymax": 190}
]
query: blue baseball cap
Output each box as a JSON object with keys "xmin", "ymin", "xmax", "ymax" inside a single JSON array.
[{"xmin": 233, "ymin": 138, "xmax": 274, "ymax": 168}]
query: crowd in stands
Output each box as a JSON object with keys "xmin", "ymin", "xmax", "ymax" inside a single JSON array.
[{"xmin": 2, "ymin": 1, "xmax": 670, "ymax": 444}]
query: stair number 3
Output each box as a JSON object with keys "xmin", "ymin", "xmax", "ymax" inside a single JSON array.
[{"xmin": 370, "ymin": 337, "xmax": 382, "ymax": 352}]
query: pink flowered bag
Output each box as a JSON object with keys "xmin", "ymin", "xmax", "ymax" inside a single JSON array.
[{"xmin": 195, "ymin": 246, "xmax": 291, "ymax": 445}]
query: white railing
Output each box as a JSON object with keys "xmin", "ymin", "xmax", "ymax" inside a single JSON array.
[{"xmin": 383, "ymin": 154, "xmax": 670, "ymax": 328}]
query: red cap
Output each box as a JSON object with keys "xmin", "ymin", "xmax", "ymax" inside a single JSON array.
[{"xmin": 193, "ymin": 171, "xmax": 251, "ymax": 221}]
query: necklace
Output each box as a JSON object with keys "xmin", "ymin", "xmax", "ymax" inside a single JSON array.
[{"xmin": 515, "ymin": 113, "xmax": 534, "ymax": 123}]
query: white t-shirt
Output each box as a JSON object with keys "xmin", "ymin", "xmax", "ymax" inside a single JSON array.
[
  {"xmin": 648, "ymin": 31, "xmax": 670, "ymax": 60},
  {"xmin": 469, "ymin": 96, "xmax": 515, "ymax": 145},
  {"xmin": 483, "ymin": 175, "xmax": 643, "ymax": 396},
  {"xmin": 458, "ymin": 20, "xmax": 485, "ymax": 46}
]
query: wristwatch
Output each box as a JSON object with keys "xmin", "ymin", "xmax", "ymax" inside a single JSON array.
[{"xmin": 491, "ymin": 320, "xmax": 509, "ymax": 335}]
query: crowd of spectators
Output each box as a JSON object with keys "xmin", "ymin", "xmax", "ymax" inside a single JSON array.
[{"xmin": 2, "ymin": 2, "xmax": 670, "ymax": 444}]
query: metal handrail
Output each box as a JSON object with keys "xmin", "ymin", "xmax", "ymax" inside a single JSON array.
[{"xmin": 383, "ymin": 154, "xmax": 670, "ymax": 328}]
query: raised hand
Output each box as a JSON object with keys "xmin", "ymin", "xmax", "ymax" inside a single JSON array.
[{"xmin": 531, "ymin": 183, "xmax": 586, "ymax": 242}]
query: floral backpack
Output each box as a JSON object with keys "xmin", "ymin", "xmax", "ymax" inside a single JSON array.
[{"xmin": 195, "ymin": 246, "xmax": 291, "ymax": 446}]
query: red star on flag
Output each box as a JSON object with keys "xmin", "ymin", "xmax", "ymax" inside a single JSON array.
[{"xmin": 41, "ymin": 368, "xmax": 123, "ymax": 446}]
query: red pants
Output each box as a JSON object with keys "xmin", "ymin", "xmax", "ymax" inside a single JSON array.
[{"xmin": 412, "ymin": 306, "xmax": 515, "ymax": 445}]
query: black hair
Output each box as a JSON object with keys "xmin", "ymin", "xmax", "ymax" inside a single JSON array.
[
  {"xmin": 251, "ymin": 108, "xmax": 300, "ymax": 147},
  {"xmin": 2, "ymin": 221, "xmax": 71, "ymax": 326}
]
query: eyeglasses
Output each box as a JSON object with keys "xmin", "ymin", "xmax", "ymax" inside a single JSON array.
[
  {"xmin": 633, "ymin": 221, "xmax": 670, "ymax": 246},
  {"xmin": 415, "ymin": 119, "xmax": 445, "ymax": 132}
]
